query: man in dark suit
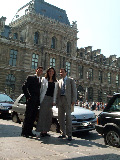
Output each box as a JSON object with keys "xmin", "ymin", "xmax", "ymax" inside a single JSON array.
[{"xmin": 21, "ymin": 66, "xmax": 43, "ymax": 137}]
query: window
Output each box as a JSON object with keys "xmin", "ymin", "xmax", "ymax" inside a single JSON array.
[
  {"xmin": 5, "ymin": 74, "xmax": 15, "ymax": 95},
  {"xmin": 98, "ymin": 90, "xmax": 102, "ymax": 102},
  {"xmin": 107, "ymin": 97, "xmax": 120, "ymax": 112},
  {"xmin": 116, "ymin": 75, "xmax": 119, "ymax": 86},
  {"xmin": 32, "ymin": 53, "xmax": 38, "ymax": 69},
  {"xmin": 20, "ymin": 36, "xmax": 23, "ymax": 42},
  {"xmin": 80, "ymin": 52, "xmax": 83, "ymax": 57},
  {"xmin": 9, "ymin": 49, "xmax": 17, "ymax": 66},
  {"xmin": 51, "ymin": 37, "xmax": 56, "ymax": 49},
  {"xmin": 66, "ymin": 62, "xmax": 71, "ymax": 76},
  {"xmin": 78, "ymin": 65, "xmax": 83, "ymax": 79},
  {"xmin": 87, "ymin": 68, "xmax": 93, "ymax": 80},
  {"xmin": 77, "ymin": 85, "xmax": 84, "ymax": 101},
  {"xmin": 63, "ymin": 57, "xmax": 65, "ymax": 68},
  {"xmin": 34, "ymin": 32, "xmax": 39, "ymax": 44},
  {"xmin": 99, "ymin": 71, "xmax": 102, "ymax": 83},
  {"xmin": 44, "ymin": 52, "xmax": 47, "ymax": 70},
  {"xmin": 19, "ymin": 95, "xmax": 26, "ymax": 104},
  {"xmin": 67, "ymin": 42, "xmax": 71, "ymax": 53},
  {"xmin": 50, "ymin": 58, "xmax": 55, "ymax": 68},
  {"xmin": 88, "ymin": 87, "xmax": 93, "ymax": 102},
  {"xmin": 90, "ymin": 55, "xmax": 93, "ymax": 60},
  {"xmin": 108, "ymin": 73, "xmax": 111, "ymax": 84},
  {"xmin": 13, "ymin": 33, "xmax": 18, "ymax": 40}
]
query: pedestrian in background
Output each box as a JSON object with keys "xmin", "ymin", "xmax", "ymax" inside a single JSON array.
[
  {"xmin": 21, "ymin": 66, "xmax": 43, "ymax": 138},
  {"xmin": 36, "ymin": 67, "xmax": 58, "ymax": 137}
]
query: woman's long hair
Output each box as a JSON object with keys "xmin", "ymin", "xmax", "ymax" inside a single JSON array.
[{"xmin": 45, "ymin": 67, "xmax": 57, "ymax": 82}]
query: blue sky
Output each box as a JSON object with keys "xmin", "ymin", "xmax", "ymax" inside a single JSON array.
[{"xmin": 0, "ymin": 0, "xmax": 120, "ymax": 58}]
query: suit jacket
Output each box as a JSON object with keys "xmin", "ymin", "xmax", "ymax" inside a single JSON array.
[
  {"xmin": 57, "ymin": 77, "xmax": 77, "ymax": 106},
  {"xmin": 22, "ymin": 74, "xmax": 41, "ymax": 99},
  {"xmin": 40, "ymin": 77, "xmax": 58, "ymax": 104}
]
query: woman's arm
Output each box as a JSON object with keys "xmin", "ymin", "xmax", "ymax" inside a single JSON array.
[{"xmin": 53, "ymin": 82, "xmax": 58, "ymax": 104}]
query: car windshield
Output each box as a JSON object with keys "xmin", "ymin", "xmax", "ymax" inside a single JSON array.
[
  {"xmin": 105, "ymin": 96, "xmax": 120, "ymax": 112},
  {"xmin": 0, "ymin": 94, "xmax": 14, "ymax": 103}
]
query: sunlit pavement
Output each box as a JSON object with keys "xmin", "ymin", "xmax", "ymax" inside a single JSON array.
[{"xmin": 0, "ymin": 118, "xmax": 120, "ymax": 160}]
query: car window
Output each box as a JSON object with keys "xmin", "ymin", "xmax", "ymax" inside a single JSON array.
[
  {"xmin": 0, "ymin": 94, "xmax": 14, "ymax": 102},
  {"xmin": 19, "ymin": 95, "xmax": 26, "ymax": 104},
  {"xmin": 108, "ymin": 97, "xmax": 120, "ymax": 112}
]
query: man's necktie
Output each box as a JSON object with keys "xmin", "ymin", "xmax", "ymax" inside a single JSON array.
[{"xmin": 61, "ymin": 78, "xmax": 65, "ymax": 95}]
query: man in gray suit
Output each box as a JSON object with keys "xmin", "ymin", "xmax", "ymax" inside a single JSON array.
[{"xmin": 57, "ymin": 68, "xmax": 77, "ymax": 141}]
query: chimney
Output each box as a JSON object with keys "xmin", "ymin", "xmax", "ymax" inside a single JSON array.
[{"xmin": 0, "ymin": 16, "xmax": 6, "ymax": 34}]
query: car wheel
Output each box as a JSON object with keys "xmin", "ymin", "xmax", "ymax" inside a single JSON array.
[
  {"xmin": 50, "ymin": 119, "xmax": 60, "ymax": 133},
  {"xmin": 104, "ymin": 128, "xmax": 120, "ymax": 147},
  {"xmin": 12, "ymin": 114, "xmax": 20, "ymax": 123}
]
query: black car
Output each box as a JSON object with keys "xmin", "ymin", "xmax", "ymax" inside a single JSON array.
[
  {"xmin": 0, "ymin": 93, "xmax": 14, "ymax": 116},
  {"xmin": 95, "ymin": 93, "xmax": 120, "ymax": 147}
]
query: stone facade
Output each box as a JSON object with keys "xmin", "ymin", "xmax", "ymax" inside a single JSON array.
[{"xmin": 0, "ymin": 0, "xmax": 120, "ymax": 103}]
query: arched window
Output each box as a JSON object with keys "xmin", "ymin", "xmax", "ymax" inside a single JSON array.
[
  {"xmin": 67, "ymin": 42, "xmax": 71, "ymax": 53},
  {"xmin": 5, "ymin": 74, "xmax": 16, "ymax": 95},
  {"xmin": 51, "ymin": 37, "xmax": 56, "ymax": 49},
  {"xmin": 34, "ymin": 32, "xmax": 39, "ymax": 44}
]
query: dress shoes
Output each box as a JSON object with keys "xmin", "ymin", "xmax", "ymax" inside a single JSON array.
[
  {"xmin": 40, "ymin": 133, "xmax": 45, "ymax": 137},
  {"xmin": 21, "ymin": 133, "xmax": 36, "ymax": 138},
  {"xmin": 40, "ymin": 132, "xmax": 50, "ymax": 137},
  {"xmin": 29, "ymin": 133, "xmax": 36, "ymax": 137},
  {"xmin": 67, "ymin": 136, "xmax": 72, "ymax": 141},
  {"xmin": 44, "ymin": 133, "xmax": 50, "ymax": 137},
  {"xmin": 58, "ymin": 135, "xmax": 66, "ymax": 138},
  {"xmin": 21, "ymin": 133, "xmax": 29, "ymax": 138}
]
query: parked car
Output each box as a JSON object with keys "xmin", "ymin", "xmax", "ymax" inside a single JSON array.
[
  {"xmin": 95, "ymin": 93, "xmax": 120, "ymax": 147},
  {"xmin": 0, "ymin": 93, "xmax": 14, "ymax": 116},
  {"xmin": 11, "ymin": 94, "xmax": 97, "ymax": 133}
]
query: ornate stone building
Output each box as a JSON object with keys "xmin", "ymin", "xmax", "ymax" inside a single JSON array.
[{"xmin": 0, "ymin": 0, "xmax": 120, "ymax": 102}]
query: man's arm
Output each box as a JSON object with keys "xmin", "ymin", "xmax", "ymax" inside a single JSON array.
[
  {"xmin": 22, "ymin": 76, "xmax": 31, "ymax": 99},
  {"xmin": 71, "ymin": 79, "xmax": 77, "ymax": 105}
]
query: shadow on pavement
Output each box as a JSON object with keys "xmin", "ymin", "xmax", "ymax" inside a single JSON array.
[
  {"xmin": 72, "ymin": 131, "xmax": 102, "ymax": 141},
  {"xmin": 32, "ymin": 133, "xmax": 108, "ymax": 149},
  {"xmin": 63, "ymin": 154, "xmax": 120, "ymax": 160},
  {"xmin": 0, "ymin": 119, "xmax": 106, "ymax": 149},
  {"xmin": 0, "ymin": 123, "xmax": 21, "ymax": 137}
]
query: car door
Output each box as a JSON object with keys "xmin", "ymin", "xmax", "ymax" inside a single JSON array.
[{"xmin": 17, "ymin": 95, "xmax": 26, "ymax": 120}]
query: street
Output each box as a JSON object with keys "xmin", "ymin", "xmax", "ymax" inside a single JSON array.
[
  {"xmin": 0, "ymin": 113, "xmax": 120, "ymax": 160},
  {"xmin": 0, "ymin": 111, "xmax": 118, "ymax": 148}
]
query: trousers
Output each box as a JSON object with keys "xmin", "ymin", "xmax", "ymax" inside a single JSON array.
[
  {"xmin": 58, "ymin": 96, "xmax": 72, "ymax": 136},
  {"xmin": 22, "ymin": 96, "xmax": 39, "ymax": 135}
]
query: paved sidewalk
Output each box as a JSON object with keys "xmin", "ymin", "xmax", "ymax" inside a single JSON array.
[{"xmin": 0, "ymin": 119, "xmax": 120, "ymax": 160}]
